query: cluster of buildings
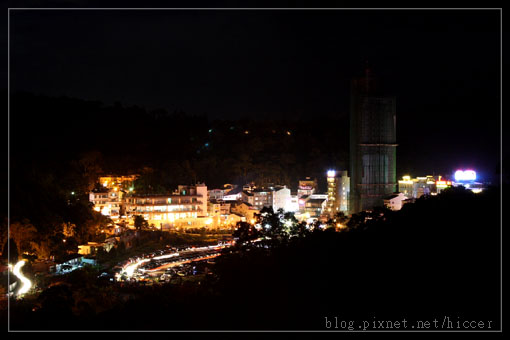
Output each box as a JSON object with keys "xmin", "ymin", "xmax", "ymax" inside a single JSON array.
[
  {"xmin": 346, "ymin": 68, "xmax": 486, "ymax": 212},
  {"xmin": 383, "ymin": 170, "xmax": 486, "ymax": 211},
  {"xmin": 87, "ymin": 70, "xmax": 487, "ymax": 230},
  {"xmin": 88, "ymin": 171, "xmax": 356, "ymax": 231},
  {"xmin": 88, "ymin": 167, "xmax": 487, "ymax": 232}
]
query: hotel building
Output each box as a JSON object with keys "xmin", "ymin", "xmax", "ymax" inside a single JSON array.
[
  {"xmin": 123, "ymin": 183, "xmax": 208, "ymax": 230},
  {"xmin": 326, "ymin": 170, "xmax": 350, "ymax": 217}
]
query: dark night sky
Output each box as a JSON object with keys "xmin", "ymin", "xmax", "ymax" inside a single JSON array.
[{"xmin": 8, "ymin": 8, "xmax": 503, "ymax": 182}]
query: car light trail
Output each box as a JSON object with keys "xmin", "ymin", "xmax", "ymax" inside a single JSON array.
[
  {"xmin": 122, "ymin": 258, "xmax": 150, "ymax": 278},
  {"xmin": 152, "ymin": 252, "xmax": 179, "ymax": 260},
  {"xmin": 12, "ymin": 260, "xmax": 32, "ymax": 296},
  {"xmin": 115, "ymin": 242, "xmax": 232, "ymax": 281},
  {"xmin": 145, "ymin": 253, "xmax": 221, "ymax": 272}
]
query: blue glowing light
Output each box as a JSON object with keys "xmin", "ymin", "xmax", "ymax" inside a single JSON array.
[{"xmin": 454, "ymin": 170, "xmax": 476, "ymax": 182}]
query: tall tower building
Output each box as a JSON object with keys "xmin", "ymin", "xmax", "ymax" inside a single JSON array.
[
  {"xmin": 326, "ymin": 170, "xmax": 350, "ymax": 217},
  {"xmin": 349, "ymin": 67, "xmax": 397, "ymax": 214}
]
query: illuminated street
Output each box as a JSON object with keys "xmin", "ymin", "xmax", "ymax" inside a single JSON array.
[{"xmin": 116, "ymin": 242, "xmax": 232, "ymax": 282}]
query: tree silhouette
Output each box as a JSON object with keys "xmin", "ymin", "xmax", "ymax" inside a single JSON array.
[
  {"xmin": 232, "ymin": 221, "xmax": 260, "ymax": 246},
  {"xmin": 134, "ymin": 215, "xmax": 149, "ymax": 231},
  {"xmin": 1, "ymin": 238, "xmax": 19, "ymax": 262},
  {"xmin": 8, "ymin": 219, "xmax": 37, "ymax": 253}
]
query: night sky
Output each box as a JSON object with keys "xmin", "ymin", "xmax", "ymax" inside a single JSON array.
[{"xmin": 8, "ymin": 8, "xmax": 503, "ymax": 182}]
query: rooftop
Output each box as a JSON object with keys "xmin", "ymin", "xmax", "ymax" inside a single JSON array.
[
  {"xmin": 384, "ymin": 193, "xmax": 404, "ymax": 200},
  {"xmin": 225, "ymin": 186, "xmax": 243, "ymax": 195}
]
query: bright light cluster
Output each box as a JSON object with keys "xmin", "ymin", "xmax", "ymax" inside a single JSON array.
[
  {"xmin": 454, "ymin": 170, "xmax": 476, "ymax": 182},
  {"xmin": 122, "ymin": 258, "xmax": 150, "ymax": 278},
  {"xmin": 12, "ymin": 260, "xmax": 32, "ymax": 296}
]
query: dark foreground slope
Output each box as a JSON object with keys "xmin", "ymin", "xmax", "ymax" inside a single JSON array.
[{"xmin": 8, "ymin": 186, "xmax": 501, "ymax": 330}]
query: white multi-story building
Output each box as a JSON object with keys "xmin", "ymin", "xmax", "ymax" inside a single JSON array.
[
  {"xmin": 89, "ymin": 188, "xmax": 123, "ymax": 218},
  {"xmin": 208, "ymin": 189, "xmax": 226, "ymax": 201},
  {"xmin": 242, "ymin": 188, "xmax": 273, "ymax": 210},
  {"xmin": 287, "ymin": 195, "xmax": 300, "ymax": 212},
  {"xmin": 272, "ymin": 186, "xmax": 291, "ymax": 212}
]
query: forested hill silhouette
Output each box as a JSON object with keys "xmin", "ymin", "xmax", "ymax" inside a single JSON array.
[
  {"xmin": 9, "ymin": 91, "xmax": 348, "ymax": 192},
  {"xmin": 206, "ymin": 185, "xmax": 501, "ymax": 329}
]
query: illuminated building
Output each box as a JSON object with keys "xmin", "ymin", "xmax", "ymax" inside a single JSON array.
[
  {"xmin": 298, "ymin": 177, "xmax": 318, "ymax": 198},
  {"xmin": 304, "ymin": 196, "xmax": 328, "ymax": 219},
  {"xmin": 398, "ymin": 175, "xmax": 436, "ymax": 199},
  {"xmin": 208, "ymin": 188, "xmax": 226, "ymax": 201},
  {"xmin": 90, "ymin": 174, "xmax": 140, "ymax": 218},
  {"xmin": 219, "ymin": 201, "xmax": 231, "ymax": 215},
  {"xmin": 452, "ymin": 169, "xmax": 485, "ymax": 193},
  {"xmin": 223, "ymin": 186, "xmax": 243, "ymax": 201},
  {"xmin": 349, "ymin": 67, "xmax": 397, "ymax": 213},
  {"xmin": 287, "ymin": 195, "xmax": 300, "ymax": 212},
  {"xmin": 310, "ymin": 194, "xmax": 328, "ymax": 200},
  {"xmin": 272, "ymin": 186, "xmax": 291, "ymax": 212},
  {"xmin": 208, "ymin": 201, "xmax": 222, "ymax": 216},
  {"xmin": 338, "ymin": 173, "xmax": 350, "ymax": 214},
  {"xmin": 207, "ymin": 200, "xmax": 238, "ymax": 228},
  {"xmin": 241, "ymin": 188, "xmax": 273, "ymax": 210},
  {"xmin": 253, "ymin": 188, "xmax": 272, "ymax": 209},
  {"xmin": 326, "ymin": 170, "xmax": 350, "ymax": 217},
  {"xmin": 298, "ymin": 195, "xmax": 308, "ymax": 212},
  {"xmin": 78, "ymin": 242, "xmax": 112, "ymax": 255},
  {"xmin": 383, "ymin": 192, "xmax": 408, "ymax": 211},
  {"xmin": 98, "ymin": 174, "xmax": 139, "ymax": 191},
  {"xmin": 124, "ymin": 183, "xmax": 208, "ymax": 230},
  {"xmin": 241, "ymin": 190, "xmax": 255, "ymax": 205},
  {"xmin": 435, "ymin": 176, "xmax": 453, "ymax": 194},
  {"xmin": 230, "ymin": 202, "xmax": 260, "ymax": 221},
  {"xmin": 89, "ymin": 188, "xmax": 123, "ymax": 218},
  {"xmin": 177, "ymin": 183, "xmax": 208, "ymax": 216}
]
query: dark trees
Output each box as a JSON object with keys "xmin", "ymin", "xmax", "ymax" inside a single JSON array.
[{"xmin": 134, "ymin": 215, "xmax": 149, "ymax": 231}]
